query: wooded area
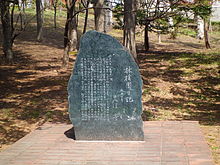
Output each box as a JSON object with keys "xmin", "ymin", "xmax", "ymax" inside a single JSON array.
[
  {"xmin": 0, "ymin": 0, "xmax": 215, "ymax": 64},
  {"xmin": 0, "ymin": 0, "xmax": 220, "ymax": 164}
]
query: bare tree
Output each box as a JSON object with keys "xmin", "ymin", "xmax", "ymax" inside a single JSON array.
[
  {"xmin": 196, "ymin": 15, "xmax": 204, "ymax": 39},
  {"xmin": 204, "ymin": 18, "xmax": 211, "ymax": 49},
  {"xmin": 36, "ymin": 0, "xmax": 44, "ymax": 41},
  {"xmin": 63, "ymin": 0, "xmax": 79, "ymax": 67},
  {"xmin": 82, "ymin": 0, "xmax": 90, "ymax": 34},
  {"xmin": 123, "ymin": 0, "xmax": 137, "ymax": 58},
  {"xmin": 93, "ymin": 0, "xmax": 105, "ymax": 32},
  {"xmin": 51, "ymin": 0, "xmax": 59, "ymax": 29},
  {"xmin": 0, "ymin": 0, "xmax": 16, "ymax": 63},
  {"xmin": 19, "ymin": 0, "xmax": 27, "ymax": 30},
  {"xmin": 104, "ymin": 1, "xmax": 113, "ymax": 32}
]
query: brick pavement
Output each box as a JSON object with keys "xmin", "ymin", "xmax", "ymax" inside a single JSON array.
[{"xmin": 0, "ymin": 121, "xmax": 214, "ymax": 165}]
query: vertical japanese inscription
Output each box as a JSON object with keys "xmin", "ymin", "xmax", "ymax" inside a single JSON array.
[
  {"xmin": 68, "ymin": 31, "xmax": 144, "ymax": 140},
  {"xmin": 124, "ymin": 66, "xmax": 134, "ymax": 103},
  {"xmin": 80, "ymin": 56, "xmax": 112, "ymax": 121}
]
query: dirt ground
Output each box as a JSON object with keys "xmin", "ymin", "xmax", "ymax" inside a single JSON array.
[{"xmin": 0, "ymin": 14, "xmax": 220, "ymax": 164}]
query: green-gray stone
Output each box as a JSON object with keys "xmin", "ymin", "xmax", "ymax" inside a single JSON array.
[{"xmin": 68, "ymin": 30, "xmax": 144, "ymax": 141}]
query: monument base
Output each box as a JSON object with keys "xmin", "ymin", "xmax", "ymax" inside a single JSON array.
[{"xmin": 74, "ymin": 120, "xmax": 144, "ymax": 141}]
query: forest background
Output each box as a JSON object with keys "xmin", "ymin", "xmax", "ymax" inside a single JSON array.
[{"xmin": 0, "ymin": 0, "xmax": 220, "ymax": 164}]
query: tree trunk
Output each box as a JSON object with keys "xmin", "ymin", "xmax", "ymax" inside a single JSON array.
[
  {"xmin": 63, "ymin": 0, "xmax": 78, "ymax": 68},
  {"xmin": 123, "ymin": 0, "xmax": 137, "ymax": 59},
  {"xmin": 36, "ymin": 0, "xmax": 43, "ymax": 41},
  {"xmin": 144, "ymin": 23, "xmax": 149, "ymax": 51},
  {"xmin": 0, "ymin": 0, "xmax": 13, "ymax": 62},
  {"xmin": 158, "ymin": 31, "xmax": 161, "ymax": 44},
  {"xmin": 20, "ymin": 0, "xmax": 26, "ymax": 30},
  {"xmin": 11, "ymin": 3, "xmax": 15, "ymax": 36},
  {"xmin": 54, "ymin": 5, "xmax": 57, "ymax": 28},
  {"xmin": 168, "ymin": 17, "xmax": 177, "ymax": 39},
  {"xmin": 104, "ymin": 1, "xmax": 112, "ymax": 32},
  {"xmin": 204, "ymin": 19, "xmax": 211, "ymax": 49},
  {"xmin": 83, "ymin": 1, "xmax": 89, "ymax": 34},
  {"xmin": 93, "ymin": 0, "xmax": 105, "ymax": 32},
  {"xmin": 62, "ymin": 45, "xmax": 70, "ymax": 68},
  {"xmin": 67, "ymin": 7, "xmax": 78, "ymax": 51},
  {"xmin": 209, "ymin": 19, "xmax": 212, "ymax": 32},
  {"xmin": 196, "ymin": 15, "xmax": 204, "ymax": 40}
]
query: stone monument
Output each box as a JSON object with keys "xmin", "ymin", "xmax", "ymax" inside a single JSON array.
[{"xmin": 68, "ymin": 30, "xmax": 144, "ymax": 141}]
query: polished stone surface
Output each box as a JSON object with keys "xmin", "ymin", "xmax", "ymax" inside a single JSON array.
[{"xmin": 68, "ymin": 30, "xmax": 144, "ymax": 140}]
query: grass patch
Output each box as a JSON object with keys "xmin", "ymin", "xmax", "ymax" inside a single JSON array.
[
  {"xmin": 143, "ymin": 86, "xmax": 160, "ymax": 95},
  {"xmin": 179, "ymin": 27, "xmax": 197, "ymax": 38},
  {"xmin": 201, "ymin": 125, "xmax": 220, "ymax": 165},
  {"xmin": 1, "ymin": 108, "xmax": 14, "ymax": 118},
  {"xmin": 140, "ymin": 45, "xmax": 220, "ymax": 163},
  {"xmin": 142, "ymin": 110, "xmax": 155, "ymax": 121}
]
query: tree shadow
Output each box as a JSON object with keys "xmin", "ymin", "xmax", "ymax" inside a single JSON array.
[
  {"xmin": 165, "ymin": 40, "xmax": 203, "ymax": 49},
  {"xmin": 0, "ymin": 41, "xmax": 76, "ymax": 149},
  {"xmin": 138, "ymin": 49, "xmax": 220, "ymax": 126},
  {"xmin": 0, "ymin": 120, "xmax": 29, "ymax": 149}
]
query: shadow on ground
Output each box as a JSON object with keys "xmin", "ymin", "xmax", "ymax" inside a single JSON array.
[
  {"xmin": 0, "ymin": 19, "xmax": 220, "ymax": 151},
  {"xmin": 138, "ymin": 50, "xmax": 220, "ymax": 125},
  {"xmin": 0, "ymin": 27, "xmax": 76, "ymax": 149},
  {"xmin": 64, "ymin": 127, "xmax": 76, "ymax": 140}
]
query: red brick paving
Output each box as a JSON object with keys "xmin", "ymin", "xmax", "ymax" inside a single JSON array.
[{"xmin": 0, "ymin": 121, "xmax": 214, "ymax": 165}]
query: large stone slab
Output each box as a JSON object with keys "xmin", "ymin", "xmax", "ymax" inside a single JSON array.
[{"xmin": 68, "ymin": 30, "xmax": 144, "ymax": 141}]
